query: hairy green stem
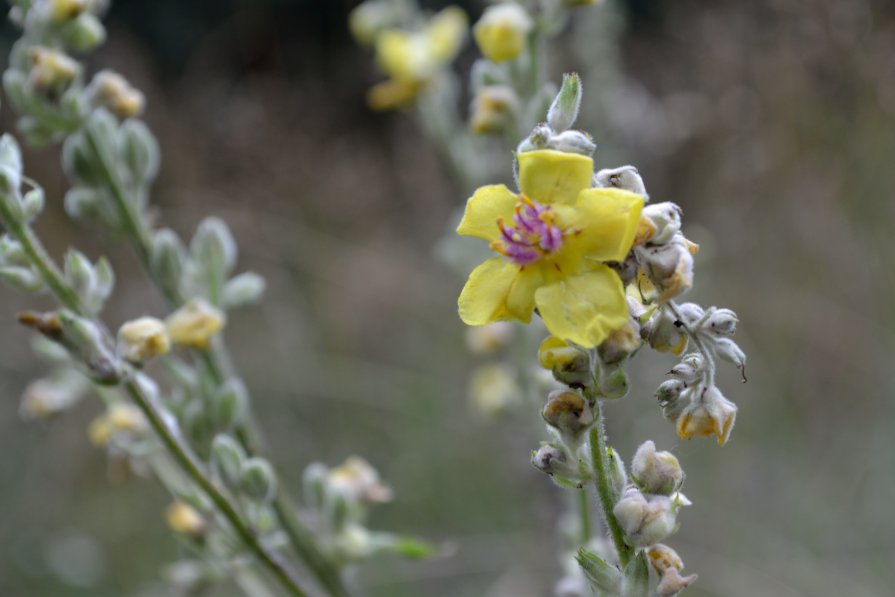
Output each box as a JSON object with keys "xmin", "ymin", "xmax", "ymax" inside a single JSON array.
[
  {"xmin": 577, "ymin": 486, "xmax": 591, "ymax": 545},
  {"xmin": 587, "ymin": 401, "xmax": 632, "ymax": 567},
  {"xmin": 123, "ymin": 377, "xmax": 311, "ymax": 597},
  {"xmin": 87, "ymin": 127, "xmax": 349, "ymax": 596}
]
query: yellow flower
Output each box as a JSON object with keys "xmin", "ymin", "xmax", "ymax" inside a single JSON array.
[
  {"xmin": 473, "ymin": 4, "xmax": 533, "ymax": 63},
  {"xmin": 675, "ymin": 386, "xmax": 737, "ymax": 445},
  {"xmin": 457, "ymin": 150, "xmax": 643, "ymax": 347},
  {"xmin": 118, "ymin": 316, "xmax": 170, "ymax": 363},
  {"xmin": 165, "ymin": 298, "xmax": 226, "ymax": 348},
  {"xmin": 368, "ymin": 7, "xmax": 467, "ymax": 110},
  {"xmin": 165, "ymin": 501, "xmax": 206, "ymax": 538}
]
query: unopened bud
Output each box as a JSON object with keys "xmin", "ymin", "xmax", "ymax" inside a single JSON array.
[
  {"xmin": 598, "ymin": 321, "xmax": 640, "ymax": 365},
  {"xmin": 48, "ymin": 0, "xmax": 88, "ymax": 23},
  {"xmin": 120, "ymin": 119, "xmax": 159, "ymax": 185},
  {"xmin": 538, "ymin": 336, "xmax": 592, "ymax": 388},
  {"xmin": 150, "ymin": 229, "xmax": 186, "ymax": 301},
  {"xmin": 118, "ymin": 316, "xmax": 170, "ymax": 363},
  {"xmin": 631, "ymin": 440, "xmax": 684, "ymax": 495},
  {"xmin": 62, "ymin": 13, "xmax": 106, "ymax": 52},
  {"xmin": 675, "ymin": 302, "xmax": 705, "ymax": 326},
  {"xmin": 473, "ymin": 3, "xmax": 533, "ymax": 63},
  {"xmin": 713, "ymin": 337, "xmax": 746, "ymax": 381},
  {"xmin": 542, "ymin": 390, "xmax": 593, "ymax": 439},
  {"xmin": 705, "ymin": 308, "xmax": 737, "ymax": 337},
  {"xmin": 546, "ymin": 130, "xmax": 596, "ymax": 156},
  {"xmin": 88, "ymin": 70, "xmax": 144, "ymax": 118},
  {"xmin": 531, "ymin": 443, "xmax": 585, "ymax": 487},
  {"xmin": 21, "ymin": 187, "xmax": 45, "ymax": 222},
  {"xmin": 240, "ymin": 458, "xmax": 278, "ymax": 504},
  {"xmin": 327, "ymin": 456, "xmax": 393, "ymax": 503},
  {"xmin": 668, "ymin": 353, "xmax": 705, "ymax": 383},
  {"xmin": 547, "ymin": 73, "xmax": 583, "ymax": 133},
  {"xmin": 165, "ymin": 298, "xmax": 226, "ymax": 348},
  {"xmin": 28, "ymin": 47, "xmax": 79, "ymax": 93},
  {"xmin": 643, "ymin": 310, "xmax": 687, "ymax": 355},
  {"xmin": 165, "ymin": 501, "xmax": 206, "ymax": 539},
  {"xmin": 641, "ymin": 202, "xmax": 682, "ymax": 245},
  {"xmin": 599, "ymin": 365, "xmax": 629, "ymax": 400},
  {"xmin": 613, "ymin": 486, "xmax": 682, "ymax": 547},
  {"xmin": 637, "ymin": 234, "xmax": 695, "ymax": 301},
  {"xmin": 212, "ymin": 378, "xmax": 248, "ymax": 429},
  {"xmin": 596, "ymin": 165, "xmax": 648, "ymax": 200}
]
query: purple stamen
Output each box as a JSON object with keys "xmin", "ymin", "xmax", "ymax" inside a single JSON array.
[{"xmin": 492, "ymin": 197, "xmax": 566, "ymax": 265}]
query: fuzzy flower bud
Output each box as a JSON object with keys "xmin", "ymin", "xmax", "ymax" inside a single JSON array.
[
  {"xmin": 596, "ymin": 166, "xmax": 648, "ymax": 200},
  {"xmin": 28, "ymin": 47, "xmax": 79, "ymax": 93},
  {"xmin": 470, "ymin": 85, "xmax": 519, "ymax": 134},
  {"xmin": 538, "ymin": 336, "xmax": 592, "ymax": 388},
  {"xmin": 598, "ymin": 320, "xmax": 640, "ymax": 365},
  {"xmin": 542, "ymin": 389, "xmax": 593, "ymax": 440},
  {"xmin": 613, "ymin": 486, "xmax": 685, "ymax": 547},
  {"xmin": 547, "ymin": 73, "xmax": 583, "ymax": 133},
  {"xmin": 647, "ymin": 544, "xmax": 698, "ymax": 597},
  {"xmin": 165, "ymin": 501, "xmax": 206, "ymax": 539},
  {"xmin": 88, "ymin": 70, "xmax": 145, "ymax": 118},
  {"xmin": 705, "ymin": 307, "xmax": 737, "ymax": 336},
  {"xmin": 239, "ymin": 457, "xmax": 278, "ymax": 504},
  {"xmin": 118, "ymin": 316, "xmax": 170, "ymax": 363},
  {"xmin": 546, "ymin": 130, "xmax": 596, "ymax": 156},
  {"xmin": 327, "ymin": 456, "xmax": 393, "ymax": 504},
  {"xmin": 668, "ymin": 353, "xmax": 706, "ymax": 383},
  {"xmin": 631, "ymin": 441, "xmax": 684, "ymax": 496},
  {"xmin": 473, "ymin": 4, "xmax": 533, "ymax": 63},
  {"xmin": 676, "ymin": 385, "xmax": 737, "ymax": 445},
  {"xmin": 637, "ymin": 233, "xmax": 696, "ymax": 301},
  {"xmin": 48, "ymin": 0, "xmax": 88, "ymax": 22},
  {"xmin": 640, "ymin": 203, "xmax": 682, "ymax": 245},
  {"xmin": 643, "ymin": 309, "xmax": 687, "ymax": 355},
  {"xmin": 532, "ymin": 443, "xmax": 586, "ymax": 488},
  {"xmin": 165, "ymin": 298, "xmax": 226, "ymax": 348}
]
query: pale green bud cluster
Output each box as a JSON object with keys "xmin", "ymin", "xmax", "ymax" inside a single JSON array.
[{"xmin": 517, "ymin": 74, "xmax": 597, "ymax": 157}]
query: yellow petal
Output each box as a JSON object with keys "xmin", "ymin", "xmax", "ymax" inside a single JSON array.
[
  {"xmin": 517, "ymin": 150, "xmax": 593, "ymax": 205},
  {"xmin": 456, "ymin": 184, "xmax": 519, "ymax": 242},
  {"xmin": 458, "ymin": 257, "xmax": 541, "ymax": 325},
  {"xmin": 425, "ymin": 6, "xmax": 468, "ymax": 63},
  {"xmin": 375, "ymin": 31, "xmax": 429, "ymax": 81},
  {"xmin": 562, "ymin": 187, "xmax": 644, "ymax": 262},
  {"xmin": 534, "ymin": 266, "xmax": 628, "ymax": 347},
  {"xmin": 367, "ymin": 79, "xmax": 423, "ymax": 110}
]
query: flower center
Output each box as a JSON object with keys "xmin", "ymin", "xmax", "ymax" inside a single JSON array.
[{"xmin": 491, "ymin": 196, "xmax": 565, "ymax": 265}]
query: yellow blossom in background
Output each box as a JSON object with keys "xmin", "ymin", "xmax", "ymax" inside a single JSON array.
[
  {"xmin": 90, "ymin": 70, "xmax": 145, "ymax": 118},
  {"xmin": 118, "ymin": 316, "xmax": 170, "ymax": 362},
  {"xmin": 368, "ymin": 6, "xmax": 467, "ymax": 110},
  {"xmin": 27, "ymin": 46, "xmax": 79, "ymax": 91},
  {"xmin": 49, "ymin": 0, "xmax": 88, "ymax": 23},
  {"xmin": 88, "ymin": 403, "xmax": 147, "ymax": 446},
  {"xmin": 473, "ymin": 3, "xmax": 533, "ymax": 63},
  {"xmin": 457, "ymin": 150, "xmax": 643, "ymax": 347},
  {"xmin": 469, "ymin": 85, "xmax": 518, "ymax": 134},
  {"xmin": 165, "ymin": 298, "xmax": 226, "ymax": 348},
  {"xmin": 165, "ymin": 501, "xmax": 206, "ymax": 538}
]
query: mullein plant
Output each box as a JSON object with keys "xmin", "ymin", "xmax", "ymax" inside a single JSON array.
[
  {"xmin": 0, "ymin": 1, "xmax": 432, "ymax": 595},
  {"xmin": 354, "ymin": 1, "xmax": 746, "ymax": 595}
]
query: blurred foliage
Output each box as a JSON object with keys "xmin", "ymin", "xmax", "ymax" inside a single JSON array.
[{"xmin": 1, "ymin": 0, "xmax": 894, "ymax": 596}]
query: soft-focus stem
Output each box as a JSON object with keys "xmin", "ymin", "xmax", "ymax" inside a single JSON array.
[
  {"xmin": 122, "ymin": 377, "xmax": 311, "ymax": 597},
  {"xmin": 89, "ymin": 131, "xmax": 350, "ymax": 596},
  {"xmin": 587, "ymin": 400, "xmax": 632, "ymax": 567},
  {"xmin": 577, "ymin": 486, "xmax": 591, "ymax": 545}
]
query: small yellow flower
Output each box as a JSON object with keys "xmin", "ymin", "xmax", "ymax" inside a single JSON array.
[
  {"xmin": 118, "ymin": 316, "xmax": 170, "ymax": 363},
  {"xmin": 91, "ymin": 71, "xmax": 145, "ymax": 118},
  {"xmin": 469, "ymin": 85, "xmax": 519, "ymax": 134},
  {"xmin": 28, "ymin": 46, "xmax": 79, "ymax": 91},
  {"xmin": 473, "ymin": 3, "xmax": 533, "ymax": 63},
  {"xmin": 368, "ymin": 7, "xmax": 467, "ymax": 110},
  {"xmin": 88, "ymin": 403, "xmax": 147, "ymax": 446},
  {"xmin": 165, "ymin": 501, "xmax": 206, "ymax": 538},
  {"xmin": 328, "ymin": 456, "xmax": 393, "ymax": 503},
  {"xmin": 676, "ymin": 387, "xmax": 737, "ymax": 445},
  {"xmin": 457, "ymin": 150, "xmax": 643, "ymax": 347},
  {"xmin": 165, "ymin": 298, "xmax": 226, "ymax": 348}
]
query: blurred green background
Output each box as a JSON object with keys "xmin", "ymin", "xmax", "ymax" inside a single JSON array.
[{"xmin": 1, "ymin": 0, "xmax": 894, "ymax": 595}]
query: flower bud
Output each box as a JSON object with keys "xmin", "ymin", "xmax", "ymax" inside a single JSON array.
[
  {"xmin": 0, "ymin": 266, "xmax": 44, "ymax": 293},
  {"xmin": 327, "ymin": 456, "xmax": 393, "ymax": 503},
  {"xmin": 165, "ymin": 501, "xmax": 206, "ymax": 539},
  {"xmin": 542, "ymin": 389, "xmax": 593, "ymax": 439},
  {"xmin": 48, "ymin": 0, "xmax": 88, "ymax": 23},
  {"xmin": 641, "ymin": 202, "xmax": 682, "ymax": 245},
  {"xmin": 302, "ymin": 462, "xmax": 329, "ymax": 509},
  {"xmin": 28, "ymin": 47, "xmax": 79, "ymax": 93},
  {"xmin": 531, "ymin": 443, "xmax": 585, "ymax": 488},
  {"xmin": 118, "ymin": 316, "xmax": 170, "ymax": 363},
  {"xmin": 546, "ymin": 130, "xmax": 596, "ymax": 156},
  {"xmin": 120, "ymin": 119, "xmax": 159, "ymax": 185},
  {"xmin": 637, "ymin": 233, "xmax": 695, "ymax": 301},
  {"xmin": 239, "ymin": 457, "xmax": 278, "ymax": 504},
  {"xmin": 668, "ymin": 353, "xmax": 705, "ymax": 383},
  {"xmin": 62, "ymin": 13, "xmax": 106, "ymax": 52},
  {"xmin": 20, "ymin": 187, "xmax": 45, "ymax": 222},
  {"xmin": 212, "ymin": 378, "xmax": 249, "ymax": 429},
  {"xmin": 469, "ymin": 85, "xmax": 519, "ymax": 135},
  {"xmin": 88, "ymin": 70, "xmax": 144, "ymax": 118},
  {"xmin": 596, "ymin": 165, "xmax": 648, "ymax": 200},
  {"xmin": 516, "ymin": 123, "xmax": 552, "ymax": 154},
  {"xmin": 598, "ymin": 321, "xmax": 640, "ymax": 365},
  {"xmin": 676, "ymin": 385, "xmax": 737, "ymax": 445},
  {"xmin": 647, "ymin": 544, "xmax": 698, "ymax": 597},
  {"xmin": 599, "ymin": 365, "xmax": 629, "ymax": 400},
  {"xmin": 675, "ymin": 302, "xmax": 705, "ymax": 326},
  {"xmin": 211, "ymin": 434, "xmax": 246, "ymax": 488},
  {"xmin": 222, "ymin": 271, "xmax": 266, "ymax": 309},
  {"xmin": 538, "ymin": 336, "xmax": 592, "ymax": 388},
  {"xmin": 714, "ymin": 337, "xmax": 746, "ymax": 381},
  {"xmin": 0, "ymin": 134, "xmax": 23, "ymax": 194},
  {"xmin": 613, "ymin": 486, "xmax": 682, "ymax": 547},
  {"xmin": 631, "ymin": 440, "xmax": 684, "ymax": 495},
  {"xmin": 165, "ymin": 298, "xmax": 226, "ymax": 348},
  {"xmin": 150, "ymin": 229, "xmax": 186, "ymax": 301},
  {"xmin": 547, "ymin": 73, "xmax": 583, "ymax": 133},
  {"xmin": 643, "ymin": 309, "xmax": 687, "ymax": 355},
  {"xmin": 705, "ymin": 307, "xmax": 737, "ymax": 336},
  {"xmin": 655, "ymin": 378, "xmax": 686, "ymax": 406},
  {"xmin": 473, "ymin": 4, "xmax": 533, "ymax": 63}
]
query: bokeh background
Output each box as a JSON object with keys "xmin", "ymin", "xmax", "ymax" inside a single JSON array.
[{"xmin": 1, "ymin": 0, "xmax": 894, "ymax": 595}]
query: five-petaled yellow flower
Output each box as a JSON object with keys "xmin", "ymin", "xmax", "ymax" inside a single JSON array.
[
  {"xmin": 368, "ymin": 7, "xmax": 467, "ymax": 110},
  {"xmin": 457, "ymin": 150, "xmax": 643, "ymax": 347}
]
